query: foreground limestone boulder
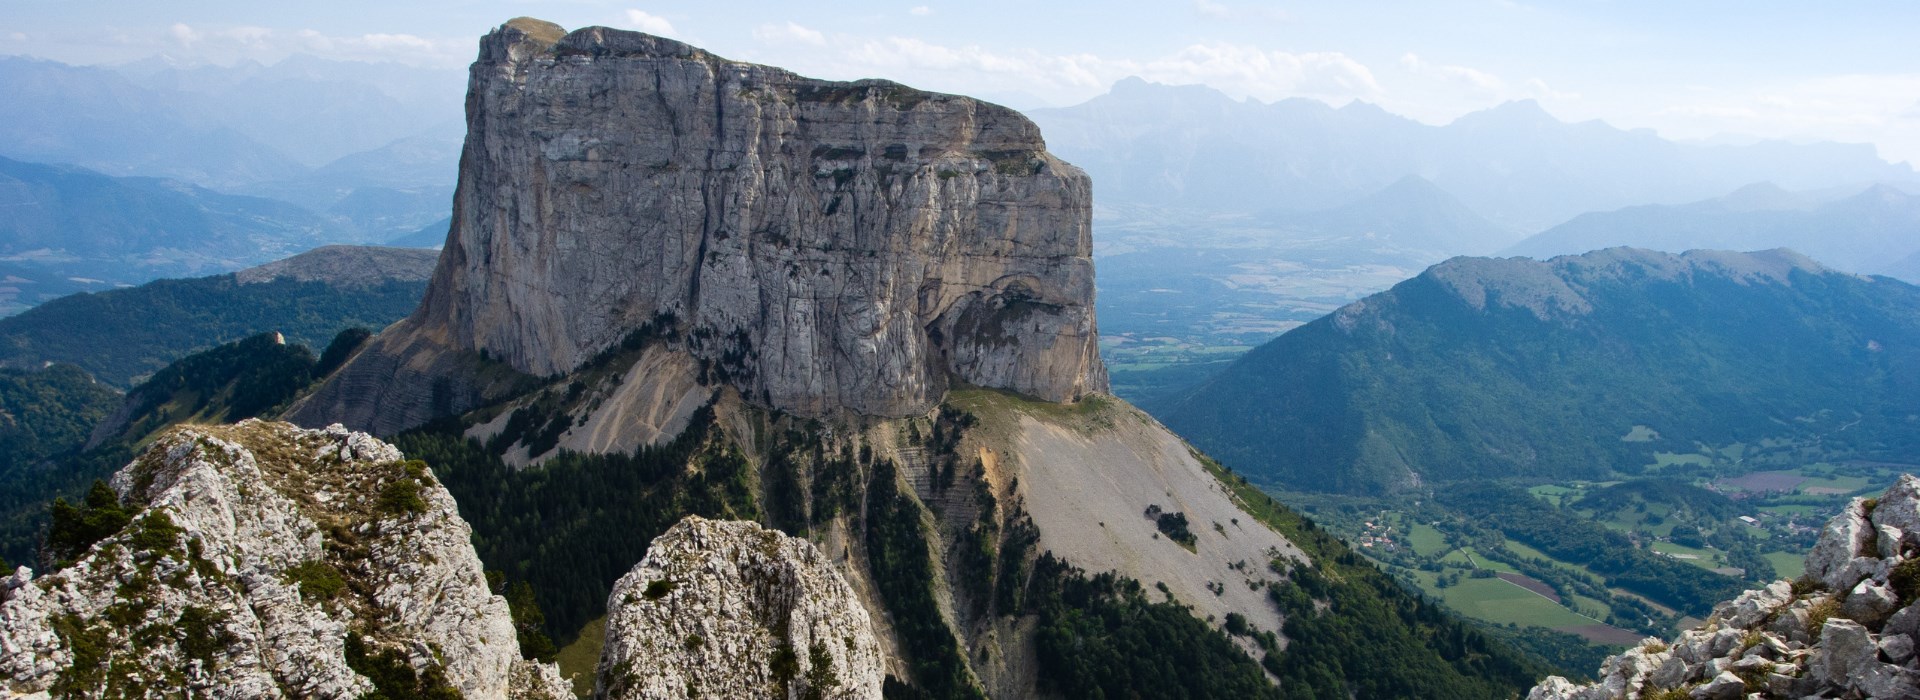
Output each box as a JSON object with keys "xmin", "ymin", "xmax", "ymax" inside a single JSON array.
[
  {"xmin": 1528, "ymin": 474, "xmax": 1920, "ymax": 700},
  {"xmin": 0, "ymin": 420, "xmax": 567, "ymax": 699},
  {"xmin": 597, "ymin": 516, "xmax": 884, "ymax": 699}
]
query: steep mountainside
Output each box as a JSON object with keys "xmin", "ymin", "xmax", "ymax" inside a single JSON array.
[
  {"xmin": 0, "ymin": 245, "xmax": 431, "ymax": 386},
  {"xmin": 1530, "ymin": 475, "xmax": 1920, "ymax": 699},
  {"xmin": 0, "ymin": 329, "xmax": 371, "ymax": 566},
  {"xmin": 1163, "ymin": 247, "xmax": 1920, "ymax": 493},
  {"xmin": 1505, "ymin": 183, "xmax": 1920, "ymax": 278},
  {"xmin": 0, "ymin": 364, "xmax": 119, "ymax": 471},
  {"xmin": 0, "ymin": 420, "xmax": 568, "ymax": 698},
  {"xmin": 295, "ymin": 19, "xmax": 1548, "ymax": 699}
]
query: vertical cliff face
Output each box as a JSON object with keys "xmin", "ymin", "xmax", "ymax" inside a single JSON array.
[{"xmin": 293, "ymin": 17, "xmax": 1105, "ymax": 435}]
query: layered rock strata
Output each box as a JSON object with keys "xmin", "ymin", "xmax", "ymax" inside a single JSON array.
[
  {"xmin": 0, "ymin": 420, "xmax": 568, "ymax": 699},
  {"xmin": 1529, "ymin": 474, "xmax": 1920, "ymax": 700},
  {"xmin": 292, "ymin": 17, "xmax": 1105, "ymax": 435},
  {"xmin": 597, "ymin": 516, "xmax": 885, "ymax": 699}
]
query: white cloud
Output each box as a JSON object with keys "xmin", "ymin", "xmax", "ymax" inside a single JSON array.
[
  {"xmin": 1642, "ymin": 74, "xmax": 1920, "ymax": 165},
  {"xmin": 1139, "ymin": 44, "xmax": 1379, "ymax": 101},
  {"xmin": 169, "ymin": 23, "xmax": 200, "ymax": 47},
  {"xmin": 221, "ymin": 26, "xmax": 273, "ymax": 48},
  {"xmin": 1525, "ymin": 78, "xmax": 1580, "ymax": 101},
  {"xmin": 819, "ymin": 35, "xmax": 1377, "ymax": 106},
  {"xmin": 8, "ymin": 32, "xmax": 26, "ymax": 42},
  {"xmin": 622, "ymin": 10, "xmax": 676, "ymax": 37},
  {"xmin": 1400, "ymin": 53, "xmax": 1505, "ymax": 96},
  {"xmin": 910, "ymin": 6, "xmax": 934, "ymax": 16},
  {"xmin": 157, "ymin": 25, "xmax": 467, "ymax": 66},
  {"xmin": 358, "ymin": 33, "xmax": 435, "ymax": 51},
  {"xmin": 752, "ymin": 22, "xmax": 826, "ymax": 47}
]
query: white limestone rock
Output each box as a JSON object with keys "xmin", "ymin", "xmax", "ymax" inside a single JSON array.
[
  {"xmin": 597, "ymin": 516, "xmax": 885, "ymax": 700},
  {"xmin": 0, "ymin": 420, "xmax": 567, "ymax": 699}
]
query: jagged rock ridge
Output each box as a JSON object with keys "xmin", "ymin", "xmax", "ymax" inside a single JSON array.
[
  {"xmin": 597, "ymin": 516, "xmax": 884, "ymax": 699},
  {"xmin": 1529, "ymin": 474, "xmax": 1920, "ymax": 699},
  {"xmin": 0, "ymin": 420, "xmax": 567, "ymax": 699},
  {"xmin": 292, "ymin": 17, "xmax": 1105, "ymax": 435}
]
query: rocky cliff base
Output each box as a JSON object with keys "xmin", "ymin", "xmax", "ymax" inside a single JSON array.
[{"xmin": 1530, "ymin": 474, "xmax": 1920, "ymax": 700}]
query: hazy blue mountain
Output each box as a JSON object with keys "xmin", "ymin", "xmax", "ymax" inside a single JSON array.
[
  {"xmin": 1027, "ymin": 79, "xmax": 1919, "ymax": 231},
  {"xmin": 1505, "ymin": 183, "xmax": 1920, "ymax": 275},
  {"xmin": 1160, "ymin": 248, "xmax": 1920, "ymax": 494},
  {"xmin": 1886, "ymin": 249, "xmax": 1920, "ymax": 283},
  {"xmin": 387, "ymin": 217, "xmax": 452, "ymax": 249},
  {"xmin": 0, "ymin": 54, "xmax": 463, "ymax": 245},
  {"xmin": 0, "ymin": 56, "xmax": 307, "ymax": 189},
  {"xmin": 0, "ymin": 155, "xmax": 353, "ymax": 307},
  {"xmin": 1262, "ymin": 175, "xmax": 1519, "ymax": 255},
  {"xmin": 114, "ymin": 54, "xmax": 463, "ymax": 168},
  {"xmin": 0, "ymin": 245, "xmax": 433, "ymax": 386}
]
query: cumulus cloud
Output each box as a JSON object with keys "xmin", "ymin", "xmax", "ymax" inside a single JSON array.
[
  {"xmin": 910, "ymin": 6, "xmax": 933, "ymax": 16},
  {"xmin": 1648, "ymin": 74, "xmax": 1920, "ymax": 164},
  {"xmin": 1525, "ymin": 78, "xmax": 1579, "ymax": 101},
  {"xmin": 1140, "ymin": 44, "xmax": 1378, "ymax": 101},
  {"xmin": 151, "ymin": 24, "xmax": 470, "ymax": 66},
  {"xmin": 819, "ymin": 35, "xmax": 1378, "ymax": 106},
  {"xmin": 622, "ymin": 10, "xmax": 676, "ymax": 37},
  {"xmin": 169, "ymin": 23, "xmax": 200, "ymax": 47},
  {"xmin": 753, "ymin": 22, "xmax": 826, "ymax": 46},
  {"xmin": 1400, "ymin": 53, "xmax": 1505, "ymax": 96}
]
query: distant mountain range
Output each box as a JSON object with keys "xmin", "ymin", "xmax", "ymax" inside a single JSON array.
[
  {"xmin": 1027, "ymin": 78, "xmax": 1919, "ymax": 231},
  {"xmin": 0, "ymin": 55, "xmax": 464, "ymax": 264},
  {"xmin": 1161, "ymin": 247, "xmax": 1920, "ymax": 494},
  {"xmin": 1260, "ymin": 175, "xmax": 1519, "ymax": 255},
  {"xmin": 1505, "ymin": 183, "xmax": 1920, "ymax": 282},
  {"xmin": 0, "ymin": 155, "xmax": 354, "ymax": 310}
]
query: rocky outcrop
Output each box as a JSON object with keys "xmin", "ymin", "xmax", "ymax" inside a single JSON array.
[
  {"xmin": 292, "ymin": 17, "xmax": 1105, "ymax": 435},
  {"xmin": 0, "ymin": 420, "xmax": 568, "ymax": 699},
  {"xmin": 1528, "ymin": 475, "xmax": 1920, "ymax": 700},
  {"xmin": 597, "ymin": 516, "xmax": 884, "ymax": 699}
]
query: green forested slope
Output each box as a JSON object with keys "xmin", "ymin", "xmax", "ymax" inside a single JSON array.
[
  {"xmin": 1163, "ymin": 248, "xmax": 1920, "ymax": 493},
  {"xmin": 0, "ymin": 274, "xmax": 422, "ymax": 387}
]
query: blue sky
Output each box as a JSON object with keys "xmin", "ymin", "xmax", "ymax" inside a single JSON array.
[{"xmin": 6, "ymin": 0, "xmax": 1918, "ymax": 163}]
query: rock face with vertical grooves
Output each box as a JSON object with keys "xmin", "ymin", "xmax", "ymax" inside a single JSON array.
[
  {"xmin": 0, "ymin": 420, "xmax": 569, "ymax": 699},
  {"xmin": 597, "ymin": 516, "xmax": 885, "ymax": 699},
  {"xmin": 290, "ymin": 17, "xmax": 1106, "ymax": 435}
]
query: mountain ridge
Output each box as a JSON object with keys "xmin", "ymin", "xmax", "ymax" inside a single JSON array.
[
  {"xmin": 1162, "ymin": 246, "xmax": 1920, "ymax": 493},
  {"xmin": 1027, "ymin": 79, "xmax": 1919, "ymax": 231}
]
